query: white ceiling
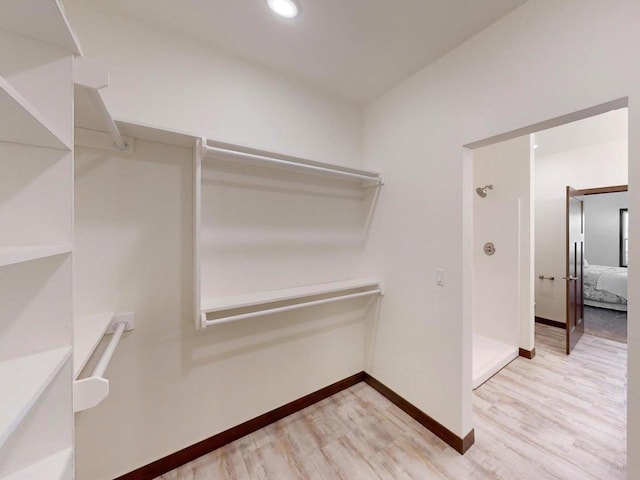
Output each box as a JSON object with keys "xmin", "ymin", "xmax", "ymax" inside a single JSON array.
[
  {"xmin": 535, "ymin": 108, "xmax": 628, "ymax": 157},
  {"xmin": 67, "ymin": 0, "xmax": 527, "ymax": 104}
]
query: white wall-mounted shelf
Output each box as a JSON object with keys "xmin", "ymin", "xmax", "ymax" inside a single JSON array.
[
  {"xmin": 0, "ymin": 0, "xmax": 82, "ymax": 55},
  {"xmin": 0, "ymin": 245, "xmax": 72, "ymax": 268},
  {"xmin": 1, "ymin": 448, "xmax": 72, "ymax": 480},
  {"xmin": 202, "ymin": 279, "xmax": 382, "ymax": 313},
  {"xmin": 203, "ymin": 141, "xmax": 384, "ymax": 186},
  {"xmin": 201, "ymin": 279, "xmax": 383, "ymax": 328},
  {"xmin": 0, "ymin": 347, "xmax": 72, "ymax": 448},
  {"xmin": 0, "ymin": 75, "xmax": 71, "ymax": 150}
]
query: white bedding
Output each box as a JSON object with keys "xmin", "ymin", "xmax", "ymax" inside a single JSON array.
[
  {"xmin": 584, "ymin": 264, "xmax": 628, "ymax": 307},
  {"xmin": 596, "ymin": 269, "xmax": 628, "ymax": 300}
]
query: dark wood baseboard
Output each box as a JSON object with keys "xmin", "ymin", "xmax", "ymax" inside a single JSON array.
[
  {"xmin": 116, "ymin": 371, "xmax": 474, "ymax": 479},
  {"xmin": 519, "ymin": 347, "xmax": 536, "ymax": 359},
  {"xmin": 362, "ymin": 373, "xmax": 474, "ymax": 454},
  {"xmin": 115, "ymin": 372, "xmax": 365, "ymax": 480},
  {"xmin": 535, "ymin": 316, "xmax": 566, "ymax": 330}
]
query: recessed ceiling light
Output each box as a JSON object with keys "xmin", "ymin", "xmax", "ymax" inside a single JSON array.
[{"xmin": 266, "ymin": 0, "xmax": 300, "ymax": 19}]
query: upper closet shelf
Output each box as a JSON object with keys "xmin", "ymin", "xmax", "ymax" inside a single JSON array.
[
  {"xmin": 202, "ymin": 141, "xmax": 384, "ymax": 187},
  {"xmin": 0, "ymin": 0, "xmax": 82, "ymax": 55},
  {"xmin": 0, "ymin": 75, "xmax": 72, "ymax": 150},
  {"xmin": 0, "ymin": 245, "xmax": 72, "ymax": 268},
  {"xmin": 2, "ymin": 448, "xmax": 73, "ymax": 480},
  {"xmin": 0, "ymin": 347, "xmax": 72, "ymax": 449},
  {"xmin": 200, "ymin": 279, "xmax": 383, "ymax": 328}
]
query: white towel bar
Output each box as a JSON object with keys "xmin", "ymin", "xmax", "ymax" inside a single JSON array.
[
  {"xmin": 203, "ymin": 144, "xmax": 383, "ymax": 185},
  {"xmin": 202, "ymin": 288, "xmax": 382, "ymax": 327}
]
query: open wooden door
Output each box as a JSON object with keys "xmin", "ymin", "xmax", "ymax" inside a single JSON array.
[{"xmin": 566, "ymin": 186, "xmax": 585, "ymax": 354}]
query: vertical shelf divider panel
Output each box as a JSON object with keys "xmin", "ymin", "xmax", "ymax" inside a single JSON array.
[{"xmin": 193, "ymin": 138, "xmax": 204, "ymax": 329}]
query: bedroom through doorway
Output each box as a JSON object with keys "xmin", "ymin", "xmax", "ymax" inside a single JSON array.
[
  {"xmin": 578, "ymin": 186, "xmax": 628, "ymax": 343},
  {"xmin": 534, "ymin": 108, "xmax": 629, "ymax": 347}
]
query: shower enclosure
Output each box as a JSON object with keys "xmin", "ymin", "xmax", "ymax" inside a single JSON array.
[{"xmin": 473, "ymin": 195, "xmax": 521, "ymax": 388}]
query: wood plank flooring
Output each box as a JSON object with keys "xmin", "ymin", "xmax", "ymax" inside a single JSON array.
[{"xmin": 157, "ymin": 324, "xmax": 627, "ymax": 479}]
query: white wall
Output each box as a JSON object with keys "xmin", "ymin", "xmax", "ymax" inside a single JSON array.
[
  {"xmin": 584, "ymin": 192, "xmax": 629, "ymax": 267},
  {"xmin": 473, "ymin": 136, "xmax": 533, "ymax": 351},
  {"xmin": 362, "ymin": 2, "xmax": 639, "ymax": 476},
  {"xmin": 64, "ymin": 1, "xmax": 363, "ymax": 168},
  {"xmin": 535, "ymin": 130, "xmax": 628, "ymax": 323}
]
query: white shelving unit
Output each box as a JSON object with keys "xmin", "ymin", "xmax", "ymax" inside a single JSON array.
[
  {"xmin": 194, "ymin": 136, "xmax": 385, "ymax": 330},
  {"xmin": 0, "ymin": 2, "xmax": 77, "ymax": 477}
]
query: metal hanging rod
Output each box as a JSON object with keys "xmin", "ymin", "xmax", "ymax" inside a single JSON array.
[
  {"xmin": 203, "ymin": 144, "xmax": 383, "ymax": 185},
  {"xmin": 74, "ymin": 314, "xmax": 134, "ymax": 412},
  {"xmin": 202, "ymin": 288, "xmax": 382, "ymax": 328},
  {"xmin": 91, "ymin": 321, "xmax": 126, "ymax": 378}
]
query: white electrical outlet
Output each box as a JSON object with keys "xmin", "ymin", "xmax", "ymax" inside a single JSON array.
[{"xmin": 436, "ymin": 269, "xmax": 445, "ymax": 286}]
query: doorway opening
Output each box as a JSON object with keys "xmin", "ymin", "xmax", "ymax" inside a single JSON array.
[{"xmin": 468, "ymin": 103, "xmax": 628, "ymax": 389}]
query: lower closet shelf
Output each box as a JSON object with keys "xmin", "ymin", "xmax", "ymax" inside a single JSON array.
[
  {"xmin": 0, "ymin": 347, "xmax": 72, "ymax": 448},
  {"xmin": 1, "ymin": 448, "xmax": 73, "ymax": 480},
  {"xmin": 0, "ymin": 245, "xmax": 72, "ymax": 268},
  {"xmin": 199, "ymin": 279, "xmax": 383, "ymax": 329}
]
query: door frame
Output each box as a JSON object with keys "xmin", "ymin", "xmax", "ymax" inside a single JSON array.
[{"xmin": 569, "ymin": 184, "xmax": 628, "ymax": 354}]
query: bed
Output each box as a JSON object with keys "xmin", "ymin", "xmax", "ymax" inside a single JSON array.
[{"xmin": 583, "ymin": 263, "xmax": 628, "ymax": 311}]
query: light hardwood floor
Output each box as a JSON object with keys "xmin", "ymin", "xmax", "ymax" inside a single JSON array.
[{"xmin": 158, "ymin": 324, "xmax": 627, "ymax": 479}]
